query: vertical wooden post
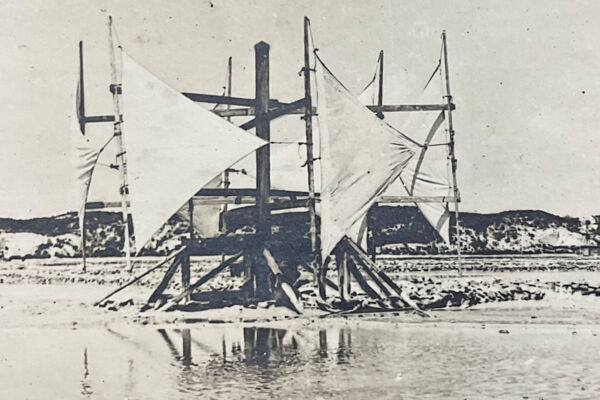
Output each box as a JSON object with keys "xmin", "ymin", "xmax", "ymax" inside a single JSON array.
[
  {"xmin": 78, "ymin": 40, "xmax": 87, "ymax": 273},
  {"xmin": 303, "ymin": 17, "xmax": 321, "ymax": 285},
  {"xmin": 181, "ymin": 328, "xmax": 192, "ymax": 366},
  {"xmin": 253, "ymin": 41, "xmax": 271, "ymax": 299},
  {"xmin": 220, "ymin": 57, "xmax": 233, "ymax": 235},
  {"xmin": 366, "ymin": 50, "xmax": 385, "ymax": 261},
  {"xmin": 180, "ymin": 199, "xmax": 193, "ymax": 302},
  {"xmin": 376, "ymin": 50, "xmax": 384, "ymax": 120},
  {"xmin": 107, "ymin": 16, "xmax": 134, "ymax": 271},
  {"xmin": 442, "ymin": 31, "xmax": 462, "ymax": 275},
  {"xmin": 255, "ymin": 41, "xmax": 271, "ymax": 238},
  {"xmin": 337, "ymin": 250, "xmax": 350, "ymax": 301}
]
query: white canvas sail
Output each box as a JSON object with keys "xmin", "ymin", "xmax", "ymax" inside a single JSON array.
[
  {"xmin": 121, "ymin": 52, "xmax": 267, "ymax": 250},
  {"xmin": 315, "ymin": 56, "xmax": 415, "ymax": 259},
  {"xmin": 359, "ymin": 61, "xmax": 452, "ymax": 244},
  {"xmin": 396, "ymin": 68, "xmax": 452, "ymax": 244},
  {"xmin": 71, "ymin": 82, "xmax": 113, "ymax": 232}
]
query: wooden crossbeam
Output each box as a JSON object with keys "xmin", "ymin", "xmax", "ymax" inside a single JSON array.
[
  {"xmin": 85, "ymin": 193, "xmax": 456, "ymax": 212},
  {"xmin": 377, "ymin": 195, "xmax": 458, "ymax": 204},
  {"xmin": 83, "ymin": 103, "xmax": 456, "ymax": 125}
]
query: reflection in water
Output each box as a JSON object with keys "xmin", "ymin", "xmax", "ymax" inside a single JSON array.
[
  {"xmin": 7, "ymin": 322, "xmax": 600, "ymax": 399},
  {"xmin": 152, "ymin": 325, "xmax": 354, "ymax": 398},
  {"xmin": 80, "ymin": 347, "xmax": 93, "ymax": 397}
]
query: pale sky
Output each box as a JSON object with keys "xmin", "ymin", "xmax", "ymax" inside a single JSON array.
[{"xmin": 2, "ymin": 0, "xmax": 600, "ymax": 218}]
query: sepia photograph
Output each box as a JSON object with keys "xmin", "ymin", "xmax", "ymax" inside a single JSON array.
[{"xmin": 1, "ymin": 1, "xmax": 599, "ymax": 398}]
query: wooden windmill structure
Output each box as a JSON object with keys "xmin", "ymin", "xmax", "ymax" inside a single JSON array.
[{"xmin": 78, "ymin": 17, "xmax": 461, "ymax": 312}]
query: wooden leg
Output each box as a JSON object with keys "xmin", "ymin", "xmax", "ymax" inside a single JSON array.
[
  {"xmin": 181, "ymin": 250, "xmax": 191, "ymax": 303},
  {"xmin": 337, "ymin": 250, "xmax": 350, "ymax": 302},
  {"xmin": 182, "ymin": 329, "xmax": 192, "ymax": 366},
  {"xmin": 318, "ymin": 257, "xmax": 328, "ymax": 300},
  {"xmin": 146, "ymin": 255, "xmax": 182, "ymax": 305}
]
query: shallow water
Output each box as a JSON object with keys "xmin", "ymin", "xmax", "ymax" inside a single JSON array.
[{"xmin": 1, "ymin": 321, "xmax": 599, "ymax": 399}]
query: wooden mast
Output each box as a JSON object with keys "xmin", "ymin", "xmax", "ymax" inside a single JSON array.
[
  {"xmin": 107, "ymin": 16, "xmax": 133, "ymax": 271},
  {"xmin": 254, "ymin": 41, "xmax": 271, "ymax": 299},
  {"xmin": 220, "ymin": 57, "xmax": 232, "ymax": 234},
  {"xmin": 302, "ymin": 17, "xmax": 321, "ymax": 294},
  {"xmin": 367, "ymin": 50, "xmax": 385, "ymax": 262},
  {"xmin": 442, "ymin": 30, "xmax": 462, "ymax": 274},
  {"xmin": 78, "ymin": 40, "xmax": 87, "ymax": 272}
]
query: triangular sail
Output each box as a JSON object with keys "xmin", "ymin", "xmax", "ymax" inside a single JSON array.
[
  {"xmin": 121, "ymin": 52, "xmax": 267, "ymax": 250},
  {"xmin": 315, "ymin": 55, "xmax": 415, "ymax": 259}
]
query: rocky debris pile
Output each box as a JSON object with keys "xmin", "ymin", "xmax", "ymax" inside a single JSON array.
[
  {"xmin": 546, "ymin": 281, "xmax": 600, "ymax": 297},
  {"xmin": 378, "ymin": 257, "xmax": 600, "ymax": 273},
  {"xmin": 296, "ymin": 276, "xmax": 547, "ymax": 314},
  {"xmin": 400, "ymin": 277, "xmax": 546, "ymax": 309}
]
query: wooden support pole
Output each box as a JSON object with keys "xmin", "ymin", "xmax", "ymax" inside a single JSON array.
[
  {"xmin": 346, "ymin": 255, "xmax": 381, "ymax": 300},
  {"xmin": 181, "ymin": 198, "xmax": 194, "ymax": 302},
  {"xmin": 303, "ymin": 17, "xmax": 320, "ymax": 291},
  {"xmin": 78, "ymin": 40, "xmax": 87, "ymax": 272},
  {"xmin": 107, "ymin": 16, "xmax": 134, "ymax": 271},
  {"xmin": 337, "ymin": 250, "xmax": 350, "ymax": 301},
  {"xmin": 220, "ymin": 57, "xmax": 233, "ymax": 235},
  {"xmin": 348, "ymin": 253, "xmax": 391, "ymax": 298},
  {"xmin": 345, "ymin": 237, "xmax": 429, "ymax": 316},
  {"xmin": 262, "ymin": 248, "xmax": 303, "ymax": 314},
  {"xmin": 253, "ymin": 41, "xmax": 272, "ymax": 300},
  {"xmin": 146, "ymin": 255, "xmax": 182, "ymax": 305},
  {"xmin": 442, "ymin": 31, "xmax": 463, "ymax": 276},
  {"xmin": 181, "ymin": 248, "xmax": 191, "ymax": 303},
  {"xmin": 254, "ymin": 41, "xmax": 271, "ymax": 238},
  {"xmin": 182, "ymin": 329, "xmax": 192, "ymax": 366}
]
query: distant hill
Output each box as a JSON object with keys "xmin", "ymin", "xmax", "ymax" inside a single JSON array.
[{"xmin": 0, "ymin": 206, "xmax": 597, "ymax": 260}]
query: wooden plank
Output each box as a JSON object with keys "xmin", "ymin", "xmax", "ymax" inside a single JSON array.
[
  {"xmin": 169, "ymin": 251, "xmax": 243, "ymax": 305},
  {"xmin": 94, "ymin": 246, "xmax": 187, "ymax": 306},
  {"xmin": 146, "ymin": 255, "xmax": 182, "ymax": 304}
]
